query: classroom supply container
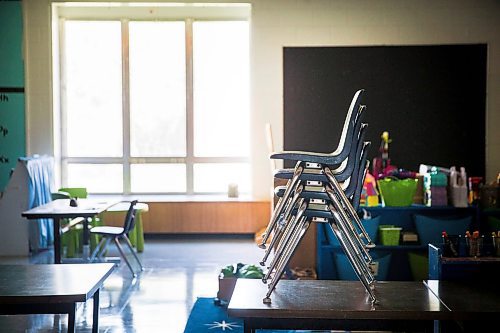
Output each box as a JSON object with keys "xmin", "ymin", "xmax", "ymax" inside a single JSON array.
[
  {"xmin": 377, "ymin": 177, "xmax": 418, "ymax": 207},
  {"xmin": 379, "ymin": 226, "xmax": 402, "ymax": 246}
]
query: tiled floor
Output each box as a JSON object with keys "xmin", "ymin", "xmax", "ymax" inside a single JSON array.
[{"xmin": 0, "ymin": 236, "xmax": 263, "ymax": 332}]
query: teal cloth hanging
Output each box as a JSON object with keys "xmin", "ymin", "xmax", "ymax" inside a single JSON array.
[{"xmin": 21, "ymin": 155, "xmax": 54, "ymax": 249}]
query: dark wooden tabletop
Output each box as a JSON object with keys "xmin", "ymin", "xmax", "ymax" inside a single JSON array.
[
  {"xmin": 22, "ymin": 199, "xmax": 119, "ymax": 219},
  {"xmin": 228, "ymin": 279, "xmax": 449, "ymax": 321},
  {"xmin": 0, "ymin": 263, "xmax": 115, "ymax": 304},
  {"xmin": 424, "ymin": 279, "xmax": 500, "ymax": 319}
]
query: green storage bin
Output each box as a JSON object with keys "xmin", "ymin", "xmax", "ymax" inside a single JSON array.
[
  {"xmin": 378, "ymin": 177, "xmax": 418, "ymax": 207},
  {"xmin": 408, "ymin": 252, "xmax": 429, "ymax": 281},
  {"xmin": 379, "ymin": 226, "xmax": 402, "ymax": 246}
]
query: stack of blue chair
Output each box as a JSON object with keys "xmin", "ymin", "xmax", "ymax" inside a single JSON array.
[{"xmin": 258, "ymin": 89, "xmax": 378, "ymax": 304}]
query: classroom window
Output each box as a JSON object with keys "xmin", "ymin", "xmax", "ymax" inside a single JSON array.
[{"xmin": 58, "ymin": 14, "xmax": 250, "ymax": 194}]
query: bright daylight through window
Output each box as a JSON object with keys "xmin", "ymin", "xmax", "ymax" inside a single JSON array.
[{"xmin": 58, "ymin": 6, "xmax": 250, "ymax": 195}]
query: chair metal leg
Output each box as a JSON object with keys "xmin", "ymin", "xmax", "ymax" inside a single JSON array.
[
  {"xmin": 263, "ymin": 199, "xmax": 306, "ymax": 283},
  {"xmin": 260, "ymin": 185, "xmax": 304, "ymax": 266},
  {"xmin": 114, "ymin": 238, "xmax": 137, "ymax": 277},
  {"xmin": 325, "ymin": 166, "xmax": 375, "ymax": 248},
  {"xmin": 123, "ymin": 234, "xmax": 144, "ymax": 271},
  {"xmin": 259, "ymin": 163, "xmax": 304, "ymax": 248},
  {"xmin": 329, "ymin": 210, "xmax": 374, "ymax": 283},
  {"xmin": 263, "ymin": 215, "xmax": 310, "ymax": 304},
  {"xmin": 326, "ymin": 186, "xmax": 373, "ymax": 263},
  {"xmin": 90, "ymin": 237, "xmax": 108, "ymax": 262},
  {"xmin": 329, "ymin": 217, "xmax": 377, "ymax": 304}
]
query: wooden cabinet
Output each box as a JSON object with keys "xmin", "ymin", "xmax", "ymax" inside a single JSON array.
[{"xmin": 102, "ymin": 200, "xmax": 271, "ymax": 234}]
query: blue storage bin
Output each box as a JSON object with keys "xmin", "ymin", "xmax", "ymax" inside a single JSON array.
[
  {"xmin": 325, "ymin": 216, "xmax": 381, "ymax": 245},
  {"xmin": 414, "ymin": 214, "xmax": 472, "ymax": 246},
  {"xmin": 334, "ymin": 250, "xmax": 392, "ymax": 281}
]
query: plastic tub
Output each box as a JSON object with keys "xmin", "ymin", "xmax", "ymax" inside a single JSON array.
[
  {"xmin": 378, "ymin": 177, "xmax": 418, "ymax": 207},
  {"xmin": 408, "ymin": 252, "xmax": 428, "ymax": 281},
  {"xmin": 325, "ymin": 216, "xmax": 381, "ymax": 245},
  {"xmin": 334, "ymin": 251, "xmax": 392, "ymax": 280},
  {"xmin": 414, "ymin": 215, "xmax": 472, "ymax": 246},
  {"xmin": 379, "ymin": 226, "xmax": 402, "ymax": 246}
]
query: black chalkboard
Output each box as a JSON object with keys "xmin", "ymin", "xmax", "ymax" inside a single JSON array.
[{"xmin": 283, "ymin": 45, "xmax": 487, "ymax": 177}]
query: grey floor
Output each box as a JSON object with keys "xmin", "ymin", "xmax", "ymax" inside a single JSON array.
[{"xmin": 0, "ymin": 236, "xmax": 263, "ymax": 332}]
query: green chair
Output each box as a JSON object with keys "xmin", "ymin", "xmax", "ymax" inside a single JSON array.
[
  {"xmin": 50, "ymin": 190, "xmax": 80, "ymax": 258},
  {"xmin": 54, "ymin": 187, "xmax": 103, "ymax": 256},
  {"xmin": 58, "ymin": 187, "xmax": 88, "ymax": 199}
]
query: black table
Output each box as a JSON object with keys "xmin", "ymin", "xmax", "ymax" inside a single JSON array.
[
  {"xmin": 228, "ymin": 279, "xmax": 500, "ymax": 332},
  {"xmin": 228, "ymin": 279, "xmax": 447, "ymax": 332},
  {"xmin": 22, "ymin": 199, "xmax": 118, "ymax": 263},
  {"xmin": 424, "ymin": 279, "xmax": 500, "ymax": 331},
  {"xmin": 0, "ymin": 263, "xmax": 115, "ymax": 333}
]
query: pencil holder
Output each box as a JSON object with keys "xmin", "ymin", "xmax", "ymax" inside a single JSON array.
[
  {"xmin": 465, "ymin": 237, "xmax": 483, "ymax": 257},
  {"xmin": 492, "ymin": 235, "xmax": 500, "ymax": 257},
  {"xmin": 441, "ymin": 235, "xmax": 460, "ymax": 257}
]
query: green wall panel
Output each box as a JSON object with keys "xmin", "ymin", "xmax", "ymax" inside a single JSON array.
[
  {"xmin": 0, "ymin": 1, "xmax": 24, "ymax": 87},
  {"xmin": 0, "ymin": 1, "xmax": 25, "ymax": 191},
  {"xmin": 0, "ymin": 93, "xmax": 25, "ymax": 191}
]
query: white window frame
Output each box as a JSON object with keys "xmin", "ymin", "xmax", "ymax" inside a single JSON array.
[{"xmin": 54, "ymin": 3, "xmax": 251, "ymax": 195}]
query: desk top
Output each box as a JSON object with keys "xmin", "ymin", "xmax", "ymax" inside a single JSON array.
[
  {"xmin": 424, "ymin": 280, "xmax": 500, "ymax": 318},
  {"xmin": 22, "ymin": 199, "xmax": 119, "ymax": 219},
  {"xmin": 228, "ymin": 279, "xmax": 448, "ymax": 321},
  {"xmin": 0, "ymin": 263, "xmax": 115, "ymax": 304}
]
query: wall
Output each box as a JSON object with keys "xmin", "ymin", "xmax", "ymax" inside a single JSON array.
[
  {"xmin": 0, "ymin": 1, "xmax": 25, "ymax": 191},
  {"xmin": 23, "ymin": 0, "xmax": 500, "ymax": 201}
]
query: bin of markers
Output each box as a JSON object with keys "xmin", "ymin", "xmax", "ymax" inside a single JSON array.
[
  {"xmin": 492, "ymin": 232, "xmax": 500, "ymax": 257},
  {"xmin": 465, "ymin": 231, "xmax": 483, "ymax": 257},
  {"xmin": 441, "ymin": 233, "xmax": 460, "ymax": 257}
]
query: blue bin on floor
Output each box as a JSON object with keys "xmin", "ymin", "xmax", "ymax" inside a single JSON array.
[
  {"xmin": 325, "ymin": 216, "xmax": 381, "ymax": 246},
  {"xmin": 334, "ymin": 250, "xmax": 392, "ymax": 281},
  {"xmin": 414, "ymin": 215, "xmax": 472, "ymax": 246}
]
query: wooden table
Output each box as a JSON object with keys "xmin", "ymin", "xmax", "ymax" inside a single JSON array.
[
  {"xmin": 228, "ymin": 279, "xmax": 447, "ymax": 332},
  {"xmin": 228, "ymin": 279, "xmax": 500, "ymax": 332},
  {"xmin": 424, "ymin": 279, "xmax": 500, "ymax": 331},
  {"xmin": 22, "ymin": 199, "xmax": 119, "ymax": 264},
  {"xmin": 0, "ymin": 263, "xmax": 115, "ymax": 333}
]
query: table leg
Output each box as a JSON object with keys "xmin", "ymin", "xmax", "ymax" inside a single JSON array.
[
  {"xmin": 68, "ymin": 303, "xmax": 76, "ymax": 333},
  {"xmin": 82, "ymin": 217, "xmax": 90, "ymax": 260},
  {"xmin": 92, "ymin": 289, "xmax": 100, "ymax": 333},
  {"xmin": 53, "ymin": 218, "xmax": 62, "ymax": 264},
  {"xmin": 244, "ymin": 320, "xmax": 255, "ymax": 333}
]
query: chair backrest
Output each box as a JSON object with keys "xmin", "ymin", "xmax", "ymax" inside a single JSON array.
[
  {"xmin": 58, "ymin": 187, "xmax": 88, "ymax": 198},
  {"xmin": 123, "ymin": 200, "xmax": 139, "ymax": 234},
  {"xmin": 330, "ymin": 89, "xmax": 365, "ymax": 159},
  {"xmin": 333, "ymin": 122, "xmax": 368, "ymax": 182}
]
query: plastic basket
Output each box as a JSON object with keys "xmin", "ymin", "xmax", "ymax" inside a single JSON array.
[
  {"xmin": 377, "ymin": 177, "xmax": 418, "ymax": 207},
  {"xmin": 408, "ymin": 252, "xmax": 428, "ymax": 281},
  {"xmin": 325, "ymin": 216, "xmax": 381, "ymax": 245},
  {"xmin": 414, "ymin": 215, "xmax": 472, "ymax": 246},
  {"xmin": 379, "ymin": 226, "xmax": 402, "ymax": 246},
  {"xmin": 334, "ymin": 251, "xmax": 392, "ymax": 280}
]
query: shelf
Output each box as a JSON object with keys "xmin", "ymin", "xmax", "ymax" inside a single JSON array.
[
  {"xmin": 320, "ymin": 244, "xmax": 427, "ymax": 251},
  {"xmin": 440, "ymin": 256, "xmax": 500, "ymax": 264},
  {"xmin": 317, "ymin": 206, "xmax": 479, "ymax": 281}
]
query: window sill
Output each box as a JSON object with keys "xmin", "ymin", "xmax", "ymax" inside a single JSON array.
[{"xmin": 88, "ymin": 193, "xmax": 268, "ymax": 203}]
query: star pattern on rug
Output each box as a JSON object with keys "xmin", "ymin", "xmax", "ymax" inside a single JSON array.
[{"xmin": 204, "ymin": 320, "xmax": 242, "ymax": 331}]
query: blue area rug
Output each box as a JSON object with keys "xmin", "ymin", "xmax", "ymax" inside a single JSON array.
[{"xmin": 184, "ymin": 297, "xmax": 331, "ymax": 333}]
